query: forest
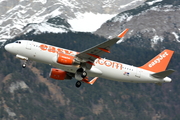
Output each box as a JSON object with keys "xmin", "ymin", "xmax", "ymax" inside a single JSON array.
[{"xmin": 0, "ymin": 31, "xmax": 180, "ymax": 120}]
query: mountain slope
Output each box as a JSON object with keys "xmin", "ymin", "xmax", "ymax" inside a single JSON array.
[
  {"xmin": 0, "ymin": 0, "xmax": 145, "ymax": 42},
  {"xmin": 1, "ymin": 32, "xmax": 180, "ymax": 120},
  {"xmin": 1, "ymin": 0, "xmax": 180, "ymax": 120},
  {"xmin": 95, "ymin": 0, "xmax": 180, "ymax": 50}
]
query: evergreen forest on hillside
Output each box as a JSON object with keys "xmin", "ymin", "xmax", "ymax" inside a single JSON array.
[{"xmin": 1, "ymin": 31, "xmax": 180, "ymax": 120}]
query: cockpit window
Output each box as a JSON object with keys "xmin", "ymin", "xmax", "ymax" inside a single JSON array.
[{"xmin": 14, "ymin": 41, "xmax": 21, "ymax": 44}]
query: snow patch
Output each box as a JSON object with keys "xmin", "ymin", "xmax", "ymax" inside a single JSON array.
[
  {"xmin": 57, "ymin": 0, "xmax": 78, "ymax": 8},
  {"xmin": 112, "ymin": 13, "xmax": 131, "ymax": 23},
  {"xmin": 102, "ymin": 0, "xmax": 115, "ymax": 8},
  {"xmin": 28, "ymin": 22, "xmax": 68, "ymax": 34},
  {"xmin": 126, "ymin": 15, "xmax": 133, "ymax": 21},
  {"xmin": 49, "ymin": 8, "xmax": 63, "ymax": 18},
  {"xmin": 33, "ymin": 0, "xmax": 47, "ymax": 4},
  {"xmin": 68, "ymin": 12, "xmax": 116, "ymax": 32},
  {"xmin": 172, "ymin": 32, "xmax": 180, "ymax": 42},
  {"xmin": 150, "ymin": 5, "xmax": 174, "ymax": 12},
  {"xmin": 119, "ymin": 0, "xmax": 146, "ymax": 10},
  {"xmin": 9, "ymin": 81, "xmax": 29, "ymax": 93},
  {"xmin": 5, "ymin": 107, "xmax": 16, "ymax": 117},
  {"xmin": 0, "ymin": 40, "xmax": 7, "ymax": 47},
  {"xmin": 151, "ymin": 35, "xmax": 163, "ymax": 48},
  {"xmin": 147, "ymin": 0, "xmax": 163, "ymax": 6}
]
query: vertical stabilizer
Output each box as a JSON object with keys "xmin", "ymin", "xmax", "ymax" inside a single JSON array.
[{"xmin": 139, "ymin": 49, "xmax": 174, "ymax": 72}]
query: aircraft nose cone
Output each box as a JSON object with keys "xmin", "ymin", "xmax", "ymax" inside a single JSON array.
[{"xmin": 5, "ymin": 44, "xmax": 12, "ymax": 52}]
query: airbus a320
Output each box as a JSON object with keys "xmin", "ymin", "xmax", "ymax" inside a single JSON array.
[{"xmin": 5, "ymin": 29, "xmax": 175, "ymax": 87}]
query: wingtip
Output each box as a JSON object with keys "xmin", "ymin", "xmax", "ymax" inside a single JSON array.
[
  {"xmin": 89, "ymin": 77, "xmax": 98, "ymax": 85},
  {"xmin": 118, "ymin": 28, "xmax": 129, "ymax": 38},
  {"xmin": 82, "ymin": 77, "xmax": 98, "ymax": 85}
]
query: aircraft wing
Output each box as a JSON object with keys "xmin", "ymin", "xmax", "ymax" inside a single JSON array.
[{"xmin": 75, "ymin": 29, "xmax": 129, "ymax": 63}]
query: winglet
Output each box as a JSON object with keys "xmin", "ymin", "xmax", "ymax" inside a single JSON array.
[
  {"xmin": 82, "ymin": 77, "xmax": 98, "ymax": 85},
  {"xmin": 118, "ymin": 28, "xmax": 129, "ymax": 38},
  {"xmin": 88, "ymin": 77, "xmax": 98, "ymax": 85}
]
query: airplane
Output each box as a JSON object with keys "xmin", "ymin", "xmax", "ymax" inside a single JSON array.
[{"xmin": 4, "ymin": 29, "xmax": 175, "ymax": 88}]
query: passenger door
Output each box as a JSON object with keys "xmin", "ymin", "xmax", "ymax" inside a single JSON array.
[
  {"xmin": 136, "ymin": 68, "xmax": 141, "ymax": 78},
  {"xmin": 26, "ymin": 41, "xmax": 32, "ymax": 50}
]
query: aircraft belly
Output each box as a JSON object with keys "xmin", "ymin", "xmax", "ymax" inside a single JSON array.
[
  {"xmin": 32, "ymin": 51, "xmax": 54, "ymax": 64},
  {"xmin": 22, "ymin": 47, "xmax": 162, "ymax": 83},
  {"xmin": 96, "ymin": 65, "xmax": 159, "ymax": 83}
]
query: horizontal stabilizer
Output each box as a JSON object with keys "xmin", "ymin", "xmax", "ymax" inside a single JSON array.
[{"xmin": 151, "ymin": 69, "xmax": 175, "ymax": 79}]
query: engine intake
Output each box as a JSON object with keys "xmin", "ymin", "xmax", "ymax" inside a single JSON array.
[{"xmin": 75, "ymin": 68, "xmax": 87, "ymax": 80}]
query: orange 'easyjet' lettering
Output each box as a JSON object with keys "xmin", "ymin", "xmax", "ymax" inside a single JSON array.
[
  {"xmin": 48, "ymin": 46, "xmax": 56, "ymax": 53},
  {"xmin": 39, "ymin": 44, "xmax": 78, "ymax": 55},
  {"xmin": 40, "ymin": 44, "xmax": 48, "ymax": 50},
  {"xmin": 139, "ymin": 49, "xmax": 174, "ymax": 72},
  {"xmin": 96, "ymin": 58, "xmax": 122, "ymax": 70}
]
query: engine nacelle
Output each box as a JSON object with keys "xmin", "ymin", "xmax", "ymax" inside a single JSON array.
[
  {"xmin": 75, "ymin": 68, "xmax": 87, "ymax": 80},
  {"xmin": 49, "ymin": 68, "xmax": 68, "ymax": 80},
  {"xmin": 57, "ymin": 53, "xmax": 76, "ymax": 65}
]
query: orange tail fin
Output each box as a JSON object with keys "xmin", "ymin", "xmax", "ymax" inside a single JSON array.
[{"xmin": 139, "ymin": 49, "xmax": 174, "ymax": 73}]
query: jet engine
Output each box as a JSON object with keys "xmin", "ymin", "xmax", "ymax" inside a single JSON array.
[
  {"xmin": 49, "ymin": 68, "xmax": 71, "ymax": 80},
  {"xmin": 75, "ymin": 68, "xmax": 87, "ymax": 80},
  {"xmin": 57, "ymin": 53, "xmax": 78, "ymax": 65}
]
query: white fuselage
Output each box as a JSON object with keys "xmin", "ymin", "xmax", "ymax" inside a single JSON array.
[{"xmin": 5, "ymin": 40, "xmax": 171, "ymax": 83}]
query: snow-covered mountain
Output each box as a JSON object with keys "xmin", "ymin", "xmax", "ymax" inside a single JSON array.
[
  {"xmin": 95, "ymin": 0, "xmax": 180, "ymax": 49},
  {"xmin": 0, "ymin": 0, "xmax": 145, "ymax": 44}
]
